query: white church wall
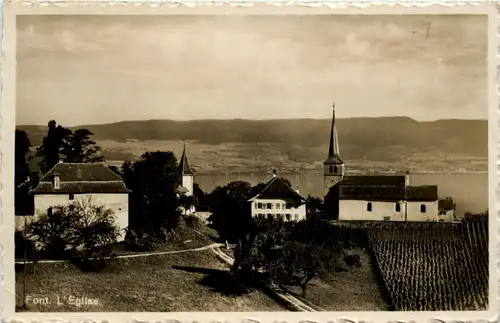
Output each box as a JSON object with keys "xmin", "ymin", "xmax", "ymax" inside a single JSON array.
[
  {"xmin": 406, "ymin": 200, "xmax": 439, "ymax": 222},
  {"xmin": 251, "ymin": 198, "xmax": 306, "ymax": 222},
  {"xmin": 339, "ymin": 200, "xmax": 406, "ymax": 221}
]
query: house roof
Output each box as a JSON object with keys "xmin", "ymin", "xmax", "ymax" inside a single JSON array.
[
  {"xmin": 32, "ymin": 162, "xmax": 130, "ymax": 194},
  {"xmin": 341, "ymin": 175, "xmax": 407, "ymax": 186},
  {"xmin": 248, "ymin": 176, "xmax": 306, "ymax": 203},
  {"xmin": 179, "ymin": 144, "xmax": 194, "ymax": 175},
  {"xmin": 438, "ymin": 198, "xmax": 454, "ymax": 211},
  {"xmin": 407, "ymin": 185, "xmax": 438, "ymax": 201}
]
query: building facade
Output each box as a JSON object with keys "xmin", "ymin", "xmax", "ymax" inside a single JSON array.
[
  {"xmin": 27, "ymin": 162, "xmax": 130, "ymax": 241},
  {"xmin": 324, "ymin": 104, "xmax": 452, "ymax": 222},
  {"xmin": 248, "ymin": 174, "xmax": 307, "ymax": 222}
]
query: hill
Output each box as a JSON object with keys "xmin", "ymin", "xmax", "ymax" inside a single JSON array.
[{"xmin": 17, "ymin": 117, "xmax": 488, "ymax": 174}]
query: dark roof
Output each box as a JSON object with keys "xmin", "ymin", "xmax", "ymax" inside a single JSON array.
[
  {"xmin": 324, "ymin": 155, "xmax": 344, "ymax": 164},
  {"xmin": 438, "ymin": 198, "xmax": 454, "ymax": 211},
  {"xmin": 339, "ymin": 184, "xmax": 406, "ymax": 201},
  {"xmin": 324, "ymin": 106, "xmax": 343, "ymax": 165},
  {"xmin": 407, "ymin": 185, "xmax": 438, "ymax": 201},
  {"xmin": 179, "ymin": 145, "xmax": 194, "ymax": 175},
  {"xmin": 341, "ymin": 175, "xmax": 407, "ymax": 186},
  {"xmin": 33, "ymin": 162, "xmax": 129, "ymax": 194},
  {"xmin": 249, "ymin": 177, "xmax": 306, "ymax": 203},
  {"xmin": 39, "ymin": 163, "xmax": 124, "ymax": 182}
]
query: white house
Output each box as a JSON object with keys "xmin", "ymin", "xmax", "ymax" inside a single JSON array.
[
  {"xmin": 177, "ymin": 144, "xmax": 196, "ymax": 216},
  {"xmin": 248, "ymin": 174, "xmax": 307, "ymax": 222},
  {"xmin": 323, "ymin": 102, "xmax": 449, "ymax": 222},
  {"xmin": 438, "ymin": 198, "xmax": 456, "ymax": 222},
  {"xmin": 27, "ymin": 162, "xmax": 130, "ymax": 241}
]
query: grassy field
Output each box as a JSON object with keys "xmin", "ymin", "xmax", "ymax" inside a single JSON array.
[
  {"xmin": 283, "ymin": 248, "xmax": 390, "ymax": 311},
  {"xmin": 16, "ymin": 250, "xmax": 285, "ymax": 312}
]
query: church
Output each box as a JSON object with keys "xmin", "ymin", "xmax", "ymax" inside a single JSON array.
[
  {"xmin": 177, "ymin": 144, "xmax": 196, "ymax": 216},
  {"xmin": 323, "ymin": 104, "xmax": 455, "ymax": 222}
]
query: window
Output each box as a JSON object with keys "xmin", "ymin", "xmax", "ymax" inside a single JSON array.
[
  {"xmin": 420, "ymin": 204, "xmax": 427, "ymax": 213},
  {"xmin": 276, "ymin": 203, "xmax": 281, "ymax": 209},
  {"xmin": 333, "ymin": 165, "xmax": 338, "ymax": 173},
  {"xmin": 257, "ymin": 203, "xmax": 262, "ymax": 209},
  {"xmin": 439, "ymin": 211, "xmax": 446, "ymax": 215},
  {"xmin": 329, "ymin": 166, "xmax": 333, "ymax": 173},
  {"xmin": 267, "ymin": 214, "xmax": 272, "ymax": 219},
  {"xmin": 282, "ymin": 203, "xmax": 285, "ymax": 209},
  {"xmin": 69, "ymin": 193, "xmax": 74, "ymax": 200},
  {"xmin": 285, "ymin": 203, "xmax": 292, "ymax": 209},
  {"xmin": 367, "ymin": 202, "xmax": 372, "ymax": 212},
  {"xmin": 286, "ymin": 214, "xmax": 291, "ymax": 221},
  {"xmin": 395, "ymin": 203, "xmax": 400, "ymax": 212},
  {"xmin": 267, "ymin": 203, "xmax": 273, "ymax": 209}
]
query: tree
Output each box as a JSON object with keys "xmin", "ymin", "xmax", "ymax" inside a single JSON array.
[
  {"xmin": 63, "ymin": 128, "xmax": 105, "ymax": 163},
  {"xmin": 36, "ymin": 120, "xmax": 71, "ymax": 174},
  {"xmin": 123, "ymin": 151, "xmax": 183, "ymax": 235},
  {"xmin": 206, "ymin": 181, "xmax": 254, "ymax": 243},
  {"xmin": 305, "ymin": 195, "xmax": 323, "ymax": 218},
  {"xmin": 25, "ymin": 196, "xmax": 119, "ymax": 264},
  {"xmin": 15, "ymin": 130, "xmax": 33, "ymax": 215}
]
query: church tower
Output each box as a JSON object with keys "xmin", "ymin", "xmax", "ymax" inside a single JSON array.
[
  {"xmin": 179, "ymin": 144, "xmax": 194, "ymax": 197},
  {"xmin": 324, "ymin": 102, "xmax": 345, "ymax": 196}
]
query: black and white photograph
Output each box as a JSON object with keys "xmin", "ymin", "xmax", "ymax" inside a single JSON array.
[{"xmin": 1, "ymin": 2, "xmax": 498, "ymax": 320}]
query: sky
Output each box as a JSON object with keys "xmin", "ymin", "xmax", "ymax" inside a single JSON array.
[{"xmin": 16, "ymin": 14, "xmax": 487, "ymax": 126}]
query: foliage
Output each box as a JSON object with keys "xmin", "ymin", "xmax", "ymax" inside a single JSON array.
[
  {"xmin": 36, "ymin": 120, "xmax": 104, "ymax": 174},
  {"xmin": 368, "ymin": 221, "xmax": 488, "ymax": 310},
  {"xmin": 231, "ymin": 217, "xmax": 344, "ymax": 298},
  {"xmin": 206, "ymin": 181, "xmax": 255, "ymax": 243},
  {"xmin": 25, "ymin": 197, "xmax": 119, "ymax": 267},
  {"xmin": 15, "ymin": 130, "xmax": 34, "ymax": 215},
  {"xmin": 305, "ymin": 194, "xmax": 323, "ymax": 218},
  {"xmin": 123, "ymin": 228, "xmax": 158, "ymax": 252},
  {"xmin": 122, "ymin": 151, "xmax": 185, "ymax": 236}
]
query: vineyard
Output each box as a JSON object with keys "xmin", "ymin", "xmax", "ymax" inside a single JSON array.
[{"xmin": 367, "ymin": 218, "xmax": 489, "ymax": 311}]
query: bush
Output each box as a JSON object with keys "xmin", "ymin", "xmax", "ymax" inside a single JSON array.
[
  {"xmin": 124, "ymin": 228, "xmax": 158, "ymax": 252},
  {"xmin": 184, "ymin": 215, "xmax": 204, "ymax": 229},
  {"xmin": 25, "ymin": 196, "xmax": 119, "ymax": 267}
]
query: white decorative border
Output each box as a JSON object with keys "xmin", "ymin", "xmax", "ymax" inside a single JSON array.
[{"xmin": 0, "ymin": 1, "xmax": 498, "ymax": 323}]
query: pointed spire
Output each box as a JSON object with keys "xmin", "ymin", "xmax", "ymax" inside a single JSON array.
[
  {"xmin": 179, "ymin": 143, "xmax": 194, "ymax": 175},
  {"xmin": 324, "ymin": 101, "xmax": 343, "ymax": 165}
]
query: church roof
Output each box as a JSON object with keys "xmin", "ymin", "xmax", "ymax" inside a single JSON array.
[
  {"xmin": 407, "ymin": 185, "xmax": 438, "ymax": 201},
  {"xmin": 341, "ymin": 175, "xmax": 407, "ymax": 186},
  {"xmin": 339, "ymin": 184, "xmax": 406, "ymax": 201},
  {"xmin": 32, "ymin": 162, "xmax": 130, "ymax": 194},
  {"xmin": 179, "ymin": 144, "xmax": 194, "ymax": 175},
  {"xmin": 248, "ymin": 176, "xmax": 306, "ymax": 203}
]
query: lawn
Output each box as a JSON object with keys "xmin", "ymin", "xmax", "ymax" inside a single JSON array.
[
  {"xmin": 282, "ymin": 248, "xmax": 390, "ymax": 311},
  {"xmin": 16, "ymin": 249, "xmax": 285, "ymax": 312}
]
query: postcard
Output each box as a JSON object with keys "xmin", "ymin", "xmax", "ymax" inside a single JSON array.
[{"xmin": 0, "ymin": 1, "xmax": 498, "ymax": 322}]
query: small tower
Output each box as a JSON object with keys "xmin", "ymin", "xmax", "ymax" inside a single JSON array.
[
  {"xmin": 179, "ymin": 143, "xmax": 194, "ymax": 197},
  {"xmin": 323, "ymin": 102, "xmax": 345, "ymax": 196}
]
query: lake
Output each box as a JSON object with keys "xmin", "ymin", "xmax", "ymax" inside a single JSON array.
[{"xmin": 195, "ymin": 172, "xmax": 489, "ymax": 217}]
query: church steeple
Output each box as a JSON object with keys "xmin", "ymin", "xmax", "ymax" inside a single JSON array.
[
  {"xmin": 325, "ymin": 102, "xmax": 343, "ymax": 164},
  {"xmin": 323, "ymin": 102, "xmax": 345, "ymax": 195},
  {"xmin": 179, "ymin": 143, "xmax": 194, "ymax": 175}
]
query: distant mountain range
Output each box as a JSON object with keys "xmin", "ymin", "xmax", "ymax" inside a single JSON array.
[{"xmin": 17, "ymin": 117, "xmax": 488, "ymax": 173}]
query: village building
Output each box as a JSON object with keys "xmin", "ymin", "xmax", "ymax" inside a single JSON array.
[
  {"xmin": 177, "ymin": 144, "xmax": 196, "ymax": 216},
  {"xmin": 324, "ymin": 104, "xmax": 452, "ymax": 222},
  {"xmin": 27, "ymin": 162, "xmax": 130, "ymax": 241},
  {"xmin": 248, "ymin": 173, "xmax": 307, "ymax": 222},
  {"xmin": 438, "ymin": 198, "xmax": 456, "ymax": 221}
]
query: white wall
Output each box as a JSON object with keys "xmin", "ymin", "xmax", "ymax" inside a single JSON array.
[
  {"xmin": 251, "ymin": 198, "xmax": 306, "ymax": 222},
  {"xmin": 339, "ymin": 200, "xmax": 406, "ymax": 221},
  {"xmin": 182, "ymin": 175, "xmax": 194, "ymax": 197},
  {"xmin": 32, "ymin": 193, "xmax": 129, "ymax": 241},
  {"xmin": 406, "ymin": 200, "xmax": 439, "ymax": 222},
  {"xmin": 437, "ymin": 209, "xmax": 455, "ymax": 222}
]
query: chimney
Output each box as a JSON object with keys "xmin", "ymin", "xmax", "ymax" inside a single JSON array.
[
  {"xmin": 272, "ymin": 169, "xmax": 277, "ymax": 178},
  {"xmin": 405, "ymin": 170, "xmax": 410, "ymax": 187},
  {"xmin": 53, "ymin": 173, "xmax": 60, "ymax": 190}
]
